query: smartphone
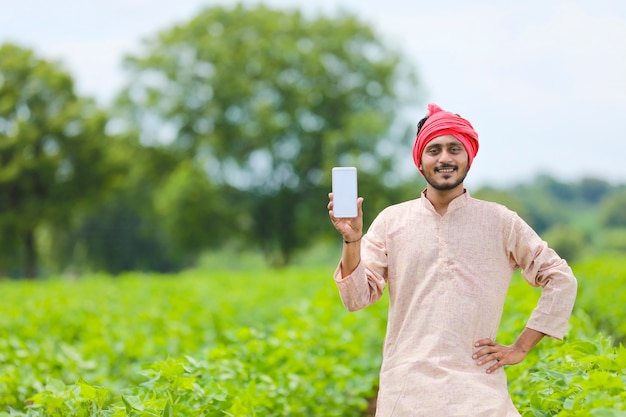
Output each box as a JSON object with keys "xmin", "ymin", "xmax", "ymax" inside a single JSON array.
[{"xmin": 332, "ymin": 167, "xmax": 358, "ymax": 218}]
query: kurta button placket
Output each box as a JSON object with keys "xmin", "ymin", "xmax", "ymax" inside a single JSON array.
[{"xmin": 439, "ymin": 216, "xmax": 449, "ymax": 271}]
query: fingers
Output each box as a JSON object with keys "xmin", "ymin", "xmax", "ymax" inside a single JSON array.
[
  {"xmin": 476, "ymin": 355, "xmax": 503, "ymax": 374},
  {"xmin": 356, "ymin": 197, "xmax": 364, "ymax": 217},
  {"xmin": 472, "ymin": 339, "xmax": 496, "ymax": 361},
  {"xmin": 474, "ymin": 338, "xmax": 495, "ymax": 347},
  {"xmin": 473, "ymin": 348, "xmax": 498, "ymax": 364},
  {"xmin": 486, "ymin": 360, "xmax": 504, "ymax": 374},
  {"xmin": 473, "ymin": 339, "xmax": 506, "ymax": 374},
  {"xmin": 474, "ymin": 350, "xmax": 500, "ymax": 367}
]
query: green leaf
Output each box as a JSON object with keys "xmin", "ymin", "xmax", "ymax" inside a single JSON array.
[
  {"xmin": 590, "ymin": 408, "xmax": 626, "ymax": 417},
  {"xmin": 122, "ymin": 395, "xmax": 145, "ymax": 412},
  {"xmin": 162, "ymin": 401, "xmax": 173, "ymax": 417}
]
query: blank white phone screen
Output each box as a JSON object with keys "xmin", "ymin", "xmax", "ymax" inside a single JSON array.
[{"xmin": 332, "ymin": 167, "xmax": 358, "ymax": 218}]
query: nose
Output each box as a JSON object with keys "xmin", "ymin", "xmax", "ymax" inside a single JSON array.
[{"xmin": 438, "ymin": 149, "xmax": 454, "ymax": 163}]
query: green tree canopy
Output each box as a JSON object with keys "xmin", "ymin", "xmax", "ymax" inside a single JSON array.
[
  {"xmin": 542, "ymin": 224, "xmax": 588, "ymax": 263},
  {"xmin": 578, "ymin": 177, "xmax": 612, "ymax": 205},
  {"xmin": 115, "ymin": 4, "xmax": 420, "ymax": 265},
  {"xmin": 0, "ymin": 43, "xmax": 119, "ymax": 277},
  {"xmin": 599, "ymin": 189, "xmax": 626, "ymax": 228},
  {"xmin": 154, "ymin": 159, "xmax": 230, "ymax": 260}
]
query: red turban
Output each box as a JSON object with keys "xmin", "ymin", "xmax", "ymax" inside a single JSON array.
[{"xmin": 412, "ymin": 103, "xmax": 479, "ymax": 175}]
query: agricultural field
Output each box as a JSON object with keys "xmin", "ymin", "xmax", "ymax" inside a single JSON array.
[{"xmin": 0, "ymin": 253, "xmax": 625, "ymax": 416}]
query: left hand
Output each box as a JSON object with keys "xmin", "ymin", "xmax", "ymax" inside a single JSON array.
[{"xmin": 472, "ymin": 338, "xmax": 529, "ymax": 374}]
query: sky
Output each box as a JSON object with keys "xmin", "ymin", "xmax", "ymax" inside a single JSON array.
[{"xmin": 2, "ymin": 0, "xmax": 626, "ymax": 188}]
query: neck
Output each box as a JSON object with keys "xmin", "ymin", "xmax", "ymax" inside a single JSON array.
[{"xmin": 424, "ymin": 184, "xmax": 465, "ymax": 216}]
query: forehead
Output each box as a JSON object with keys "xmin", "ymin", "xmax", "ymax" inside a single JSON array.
[{"xmin": 425, "ymin": 135, "xmax": 464, "ymax": 148}]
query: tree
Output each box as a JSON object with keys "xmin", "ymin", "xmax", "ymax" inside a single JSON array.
[
  {"xmin": 154, "ymin": 159, "xmax": 231, "ymax": 264},
  {"xmin": 577, "ymin": 177, "xmax": 612, "ymax": 205},
  {"xmin": 542, "ymin": 225, "xmax": 587, "ymax": 264},
  {"xmin": 55, "ymin": 137, "xmax": 186, "ymax": 274},
  {"xmin": 115, "ymin": 4, "xmax": 420, "ymax": 265},
  {"xmin": 534, "ymin": 174, "xmax": 576, "ymax": 203},
  {"xmin": 599, "ymin": 189, "xmax": 626, "ymax": 228},
  {"xmin": 0, "ymin": 43, "xmax": 118, "ymax": 278},
  {"xmin": 511, "ymin": 177, "xmax": 569, "ymax": 234}
]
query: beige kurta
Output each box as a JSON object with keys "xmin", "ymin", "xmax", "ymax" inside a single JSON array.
[{"xmin": 334, "ymin": 191, "xmax": 577, "ymax": 417}]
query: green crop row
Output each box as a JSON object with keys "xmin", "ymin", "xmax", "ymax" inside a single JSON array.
[
  {"xmin": 0, "ymin": 256, "xmax": 625, "ymax": 416},
  {"xmin": 1, "ymin": 309, "xmax": 382, "ymax": 416},
  {"xmin": 569, "ymin": 257, "xmax": 626, "ymax": 344},
  {"xmin": 510, "ymin": 330, "xmax": 626, "ymax": 416},
  {"xmin": 0, "ymin": 267, "xmax": 387, "ymax": 416},
  {"xmin": 500, "ymin": 257, "xmax": 626, "ymax": 416}
]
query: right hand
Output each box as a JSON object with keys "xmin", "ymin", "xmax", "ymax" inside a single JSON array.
[{"xmin": 327, "ymin": 193, "xmax": 364, "ymax": 242}]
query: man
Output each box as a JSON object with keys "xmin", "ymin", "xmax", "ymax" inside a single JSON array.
[{"xmin": 327, "ymin": 103, "xmax": 577, "ymax": 416}]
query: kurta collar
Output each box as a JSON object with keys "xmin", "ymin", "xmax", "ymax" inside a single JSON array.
[{"xmin": 419, "ymin": 188, "xmax": 471, "ymax": 215}]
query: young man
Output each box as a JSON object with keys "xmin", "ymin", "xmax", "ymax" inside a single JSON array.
[{"xmin": 327, "ymin": 103, "xmax": 577, "ymax": 416}]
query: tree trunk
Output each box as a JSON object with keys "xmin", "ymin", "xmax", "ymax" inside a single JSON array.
[{"xmin": 24, "ymin": 229, "xmax": 37, "ymax": 279}]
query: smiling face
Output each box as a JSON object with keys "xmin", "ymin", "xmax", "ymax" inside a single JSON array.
[{"xmin": 420, "ymin": 135, "xmax": 469, "ymax": 192}]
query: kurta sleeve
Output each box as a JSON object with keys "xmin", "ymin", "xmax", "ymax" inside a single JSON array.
[
  {"xmin": 507, "ymin": 213, "xmax": 578, "ymax": 340},
  {"xmin": 333, "ymin": 212, "xmax": 389, "ymax": 312}
]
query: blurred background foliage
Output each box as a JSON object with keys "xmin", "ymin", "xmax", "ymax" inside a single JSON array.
[{"xmin": 0, "ymin": 4, "xmax": 624, "ymax": 278}]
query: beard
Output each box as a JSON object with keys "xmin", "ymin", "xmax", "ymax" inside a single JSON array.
[{"xmin": 423, "ymin": 164, "xmax": 468, "ymax": 191}]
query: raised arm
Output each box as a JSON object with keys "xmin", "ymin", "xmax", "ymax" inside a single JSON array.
[{"xmin": 327, "ymin": 192, "xmax": 364, "ymax": 278}]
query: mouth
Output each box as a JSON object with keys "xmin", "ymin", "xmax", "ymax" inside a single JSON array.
[{"xmin": 435, "ymin": 166, "xmax": 457, "ymax": 174}]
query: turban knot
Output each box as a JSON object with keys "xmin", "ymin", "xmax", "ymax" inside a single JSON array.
[{"xmin": 412, "ymin": 103, "xmax": 479, "ymax": 174}]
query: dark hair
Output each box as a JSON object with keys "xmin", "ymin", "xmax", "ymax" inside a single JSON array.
[{"xmin": 416, "ymin": 116, "xmax": 429, "ymax": 135}]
